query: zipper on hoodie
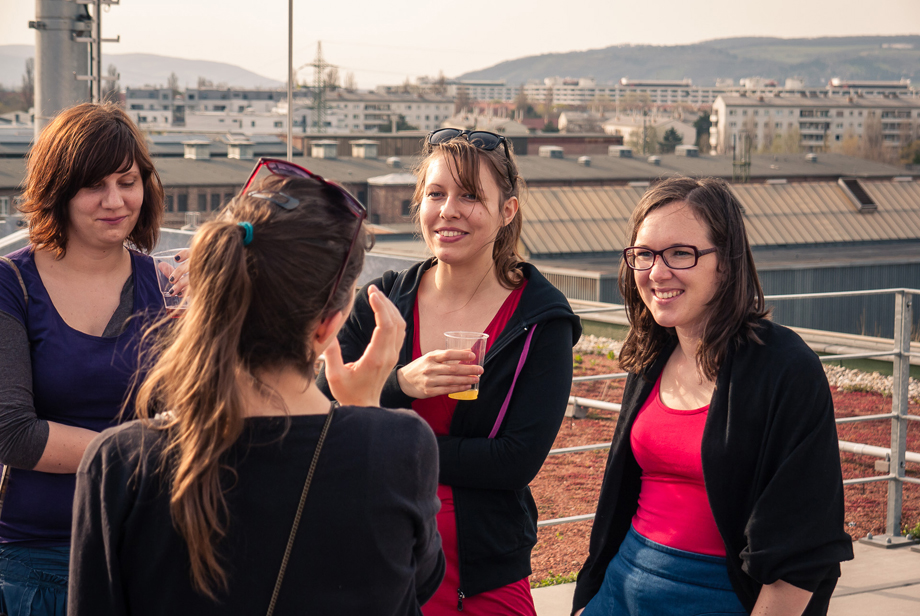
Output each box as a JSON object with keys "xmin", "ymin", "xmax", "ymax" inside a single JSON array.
[{"xmin": 457, "ymin": 588, "xmax": 465, "ymax": 611}]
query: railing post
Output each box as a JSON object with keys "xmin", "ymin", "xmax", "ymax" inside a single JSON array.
[
  {"xmin": 861, "ymin": 290, "xmax": 913, "ymax": 548},
  {"xmin": 889, "ymin": 292, "xmax": 911, "ymax": 531}
]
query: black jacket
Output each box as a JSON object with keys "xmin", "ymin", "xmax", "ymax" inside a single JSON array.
[
  {"xmin": 572, "ymin": 320, "xmax": 854, "ymax": 615},
  {"xmin": 70, "ymin": 407, "xmax": 444, "ymax": 616},
  {"xmin": 318, "ymin": 259, "xmax": 581, "ymax": 597}
]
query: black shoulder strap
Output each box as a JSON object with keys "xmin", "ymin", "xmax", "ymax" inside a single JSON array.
[{"xmin": 0, "ymin": 256, "xmax": 28, "ymax": 306}]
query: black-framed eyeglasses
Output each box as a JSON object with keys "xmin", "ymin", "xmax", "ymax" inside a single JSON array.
[
  {"xmin": 243, "ymin": 158, "xmax": 367, "ymax": 310},
  {"xmin": 623, "ymin": 245, "xmax": 717, "ymax": 271},
  {"xmin": 426, "ymin": 128, "xmax": 515, "ymax": 186}
]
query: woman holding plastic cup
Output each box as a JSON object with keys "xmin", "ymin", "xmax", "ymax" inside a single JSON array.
[
  {"xmin": 0, "ymin": 102, "xmax": 165, "ymax": 613},
  {"xmin": 319, "ymin": 129, "xmax": 582, "ymax": 613}
]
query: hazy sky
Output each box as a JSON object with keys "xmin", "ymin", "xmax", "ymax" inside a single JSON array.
[{"xmin": 3, "ymin": 0, "xmax": 919, "ymax": 88}]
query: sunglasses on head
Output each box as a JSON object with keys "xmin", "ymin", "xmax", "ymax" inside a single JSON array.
[
  {"xmin": 242, "ymin": 157, "xmax": 368, "ymax": 312},
  {"xmin": 426, "ymin": 128, "xmax": 515, "ymax": 187}
]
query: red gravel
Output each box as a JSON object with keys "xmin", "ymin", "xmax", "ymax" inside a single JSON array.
[{"xmin": 528, "ymin": 356, "xmax": 920, "ymax": 583}]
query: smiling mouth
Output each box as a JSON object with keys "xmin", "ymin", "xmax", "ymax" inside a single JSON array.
[
  {"xmin": 654, "ymin": 290, "xmax": 683, "ymax": 299},
  {"xmin": 437, "ymin": 230, "xmax": 467, "ymax": 238}
]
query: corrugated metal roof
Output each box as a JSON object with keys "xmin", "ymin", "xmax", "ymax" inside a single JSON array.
[{"xmin": 522, "ymin": 179, "xmax": 920, "ymax": 256}]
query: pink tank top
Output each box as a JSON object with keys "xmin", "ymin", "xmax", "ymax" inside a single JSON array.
[{"xmin": 629, "ymin": 373, "xmax": 726, "ymax": 557}]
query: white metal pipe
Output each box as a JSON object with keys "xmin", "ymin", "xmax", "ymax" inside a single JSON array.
[
  {"xmin": 838, "ymin": 441, "xmax": 920, "ymax": 464},
  {"xmin": 567, "ymin": 396, "xmax": 621, "ymax": 413}
]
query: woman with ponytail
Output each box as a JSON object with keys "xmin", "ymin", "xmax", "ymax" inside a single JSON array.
[
  {"xmin": 68, "ymin": 163, "xmax": 445, "ymax": 615},
  {"xmin": 318, "ymin": 131, "xmax": 581, "ymax": 614}
]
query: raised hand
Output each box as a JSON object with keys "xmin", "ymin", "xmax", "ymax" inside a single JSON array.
[{"xmin": 324, "ymin": 285, "xmax": 406, "ymax": 407}]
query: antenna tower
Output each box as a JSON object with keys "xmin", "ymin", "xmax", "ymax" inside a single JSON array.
[{"xmin": 311, "ymin": 42, "xmax": 329, "ymax": 133}]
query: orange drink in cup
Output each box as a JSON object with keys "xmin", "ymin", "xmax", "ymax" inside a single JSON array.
[{"xmin": 445, "ymin": 331, "xmax": 488, "ymax": 400}]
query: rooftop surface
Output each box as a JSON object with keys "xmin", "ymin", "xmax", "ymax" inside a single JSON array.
[{"xmin": 0, "ymin": 151, "xmax": 909, "ymax": 188}]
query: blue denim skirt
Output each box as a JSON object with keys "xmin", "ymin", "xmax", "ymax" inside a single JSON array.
[
  {"xmin": 582, "ymin": 526, "xmax": 748, "ymax": 616},
  {"xmin": 0, "ymin": 545, "xmax": 69, "ymax": 616}
]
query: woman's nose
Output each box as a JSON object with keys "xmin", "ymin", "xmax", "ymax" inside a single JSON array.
[
  {"xmin": 647, "ymin": 254, "xmax": 672, "ymax": 279},
  {"xmin": 101, "ymin": 184, "xmax": 124, "ymax": 208}
]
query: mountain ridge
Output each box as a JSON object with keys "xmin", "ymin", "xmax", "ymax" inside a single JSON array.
[
  {"xmin": 457, "ymin": 35, "xmax": 920, "ymax": 87},
  {"xmin": 0, "ymin": 46, "xmax": 282, "ymax": 91}
]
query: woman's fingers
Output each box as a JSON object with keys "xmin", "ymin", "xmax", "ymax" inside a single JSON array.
[
  {"xmin": 168, "ymin": 249, "xmax": 192, "ymax": 296},
  {"xmin": 327, "ymin": 287, "xmax": 407, "ymax": 407}
]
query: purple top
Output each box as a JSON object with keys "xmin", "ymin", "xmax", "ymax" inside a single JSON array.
[{"xmin": 0, "ymin": 246, "xmax": 162, "ymax": 547}]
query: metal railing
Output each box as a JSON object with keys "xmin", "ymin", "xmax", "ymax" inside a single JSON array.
[{"xmin": 538, "ymin": 288, "xmax": 919, "ymax": 546}]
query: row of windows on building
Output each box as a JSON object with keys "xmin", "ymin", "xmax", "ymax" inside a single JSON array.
[
  {"xmin": 728, "ymin": 109, "xmax": 915, "ymax": 118},
  {"xmin": 164, "ymin": 192, "xmax": 235, "ymax": 213}
]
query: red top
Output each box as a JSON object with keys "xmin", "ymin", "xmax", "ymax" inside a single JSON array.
[
  {"xmin": 629, "ymin": 373, "xmax": 726, "ymax": 557},
  {"xmin": 412, "ymin": 281, "xmax": 535, "ymax": 614}
]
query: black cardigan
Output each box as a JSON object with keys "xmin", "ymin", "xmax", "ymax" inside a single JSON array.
[
  {"xmin": 572, "ymin": 320, "xmax": 854, "ymax": 615},
  {"xmin": 318, "ymin": 259, "xmax": 582, "ymax": 597}
]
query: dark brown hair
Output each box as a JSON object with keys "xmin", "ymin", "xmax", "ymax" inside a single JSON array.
[
  {"xmin": 19, "ymin": 102, "xmax": 164, "ymax": 257},
  {"xmin": 617, "ymin": 176, "xmax": 769, "ymax": 381},
  {"xmin": 412, "ymin": 136, "xmax": 525, "ymax": 289},
  {"xmin": 134, "ymin": 174, "xmax": 368, "ymax": 598}
]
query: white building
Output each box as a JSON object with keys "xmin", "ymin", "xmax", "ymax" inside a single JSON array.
[
  {"xmin": 710, "ymin": 93, "xmax": 920, "ymax": 153},
  {"xmin": 440, "ymin": 114, "xmax": 529, "ymax": 135},
  {"xmin": 602, "ymin": 116, "xmax": 697, "ymax": 146},
  {"xmin": 322, "ymin": 91, "xmax": 455, "ymax": 133},
  {"xmin": 125, "ymin": 88, "xmax": 183, "ymax": 128}
]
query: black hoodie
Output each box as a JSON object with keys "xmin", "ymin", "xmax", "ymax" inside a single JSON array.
[{"xmin": 318, "ymin": 259, "xmax": 582, "ymax": 599}]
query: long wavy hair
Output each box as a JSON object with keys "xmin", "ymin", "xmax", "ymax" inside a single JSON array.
[
  {"xmin": 133, "ymin": 174, "xmax": 368, "ymax": 598},
  {"xmin": 411, "ymin": 135, "xmax": 525, "ymax": 289},
  {"xmin": 617, "ymin": 177, "xmax": 769, "ymax": 381}
]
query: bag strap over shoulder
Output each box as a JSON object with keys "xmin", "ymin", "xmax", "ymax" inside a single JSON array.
[
  {"xmin": 488, "ymin": 324, "xmax": 538, "ymax": 439},
  {"xmin": 0, "ymin": 256, "xmax": 28, "ymax": 306},
  {"xmin": 0, "ymin": 256, "xmax": 27, "ymax": 518}
]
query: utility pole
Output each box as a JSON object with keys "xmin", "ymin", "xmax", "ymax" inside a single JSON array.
[
  {"xmin": 286, "ymin": 0, "xmax": 292, "ymax": 161},
  {"xmin": 71, "ymin": 0, "xmax": 121, "ymax": 104}
]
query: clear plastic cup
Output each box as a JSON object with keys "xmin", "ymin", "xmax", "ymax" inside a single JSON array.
[
  {"xmin": 152, "ymin": 249, "xmax": 189, "ymax": 316},
  {"xmin": 444, "ymin": 331, "xmax": 489, "ymax": 400}
]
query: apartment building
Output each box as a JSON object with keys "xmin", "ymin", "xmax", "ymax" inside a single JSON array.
[
  {"xmin": 125, "ymin": 87, "xmax": 184, "ymax": 128},
  {"xmin": 710, "ymin": 93, "xmax": 920, "ymax": 153},
  {"xmin": 322, "ymin": 91, "xmax": 455, "ymax": 133}
]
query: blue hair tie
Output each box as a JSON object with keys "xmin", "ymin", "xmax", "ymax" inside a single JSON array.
[{"xmin": 237, "ymin": 221, "xmax": 254, "ymax": 246}]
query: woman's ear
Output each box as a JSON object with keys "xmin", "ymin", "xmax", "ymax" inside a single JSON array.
[
  {"xmin": 501, "ymin": 195, "xmax": 519, "ymax": 226},
  {"xmin": 312, "ymin": 282, "xmax": 358, "ymax": 354},
  {"xmin": 313, "ymin": 310, "xmax": 347, "ymax": 354}
]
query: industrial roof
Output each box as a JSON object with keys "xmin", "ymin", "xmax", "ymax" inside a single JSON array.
[
  {"xmin": 0, "ymin": 151, "xmax": 909, "ymax": 192},
  {"xmin": 522, "ymin": 179, "xmax": 920, "ymax": 257}
]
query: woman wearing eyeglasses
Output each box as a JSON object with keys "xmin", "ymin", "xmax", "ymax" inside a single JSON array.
[
  {"xmin": 68, "ymin": 164, "xmax": 445, "ymax": 615},
  {"xmin": 572, "ymin": 177, "xmax": 853, "ymax": 616},
  {"xmin": 318, "ymin": 128, "xmax": 581, "ymax": 614}
]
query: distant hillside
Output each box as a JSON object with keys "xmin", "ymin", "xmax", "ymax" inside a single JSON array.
[
  {"xmin": 457, "ymin": 35, "xmax": 920, "ymax": 87},
  {"xmin": 0, "ymin": 46, "xmax": 282, "ymax": 91}
]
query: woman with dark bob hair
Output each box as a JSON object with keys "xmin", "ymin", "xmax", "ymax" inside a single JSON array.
[
  {"xmin": 69, "ymin": 164, "xmax": 443, "ymax": 615},
  {"xmin": 319, "ymin": 130, "xmax": 581, "ymax": 614},
  {"xmin": 0, "ymin": 102, "xmax": 164, "ymax": 614},
  {"xmin": 572, "ymin": 176, "xmax": 853, "ymax": 616}
]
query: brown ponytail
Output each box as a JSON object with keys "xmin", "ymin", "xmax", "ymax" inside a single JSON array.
[{"xmin": 134, "ymin": 174, "xmax": 368, "ymax": 598}]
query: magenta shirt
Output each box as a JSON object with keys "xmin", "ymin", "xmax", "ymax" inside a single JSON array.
[
  {"xmin": 0, "ymin": 246, "xmax": 162, "ymax": 547},
  {"xmin": 630, "ymin": 373, "xmax": 726, "ymax": 557}
]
